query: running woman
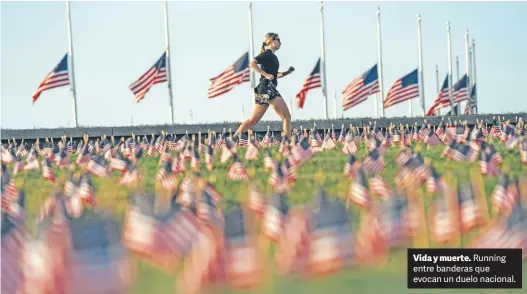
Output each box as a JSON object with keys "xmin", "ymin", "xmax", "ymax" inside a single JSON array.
[{"xmin": 233, "ymin": 32, "xmax": 295, "ymax": 139}]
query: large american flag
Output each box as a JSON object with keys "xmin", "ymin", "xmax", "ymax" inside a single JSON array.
[
  {"xmin": 129, "ymin": 52, "xmax": 168, "ymax": 103},
  {"xmin": 383, "ymin": 68, "xmax": 419, "ymax": 109},
  {"xmin": 464, "ymin": 84, "xmax": 477, "ymax": 115},
  {"xmin": 296, "ymin": 58, "xmax": 321, "ymax": 109},
  {"xmin": 426, "ymin": 74, "xmax": 450, "ymax": 116},
  {"xmin": 452, "ymin": 74, "xmax": 469, "ymax": 103},
  {"xmin": 208, "ymin": 51, "xmax": 250, "ymax": 99},
  {"xmin": 342, "ymin": 64, "xmax": 379, "ymax": 111},
  {"xmin": 32, "ymin": 53, "xmax": 70, "ymax": 103}
]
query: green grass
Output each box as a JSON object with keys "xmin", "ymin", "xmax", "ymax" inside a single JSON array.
[{"xmin": 12, "ymin": 141, "xmax": 527, "ymax": 294}]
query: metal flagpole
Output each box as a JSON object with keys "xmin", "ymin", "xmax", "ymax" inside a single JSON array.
[
  {"xmin": 376, "ymin": 7, "xmax": 385, "ymax": 118},
  {"xmin": 163, "ymin": 1, "xmax": 175, "ymax": 124},
  {"xmin": 333, "ymin": 90, "xmax": 338, "ymax": 118},
  {"xmin": 319, "ymin": 1, "xmax": 328, "ymax": 119},
  {"xmin": 417, "ymin": 14, "xmax": 425, "ymax": 116},
  {"xmin": 289, "ymin": 97, "xmax": 294, "ymax": 120},
  {"xmin": 435, "ymin": 64, "xmax": 440, "ymax": 93},
  {"xmin": 456, "ymin": 55, "xmax": 461, "ymax": 111},
  {"xmin": 472, "ymin": 38, "xmax": 478, "ymax": 114},
  {"xmin": 248, "ymin": 1, "xmax": 256, "ymax": 105},
  {"xmin": 456, "ymin": 56, "xmax": 460, "ymax": 82},
  {"xmin": 66, "ymin": 1, "xmax": 79, "ymax": 127},
  {"xmin": 464, "ymin": 30, "xmax": 471, "ymax": 115},
  {"xmin": 435, "ymin": 64, "xmax": 441, "ymax": 115},
  {"xmin": 447, "ymin": 21, "xmax": 454, "ymax": 115}
]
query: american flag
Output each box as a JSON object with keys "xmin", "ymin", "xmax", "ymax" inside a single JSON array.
[
  {"xmin": 296, "ymin": 58, "xmax": 321, "ymax": 109},
  {"xmin": 208, "ymin": 52, "xmax": 250, "ymax": 99},
  {"xmin": 464, "ymin": 84, "xmax": 477, "ymax": 115},
  {"xmin": 129, "ymin": 52, "xmax": 168, "ymax": 103},
  {"xmin": 452, "ymin": 74, "xmax": 469, "ymax": 103},
  {"xmin": 342, "ymin": 64, "xmax": 379, "ymax": 111},
  {"xmin": 32, "ymin": 53, "xmax": 70, "ymax": 103},
  {"xmin": 383, "ymin": 69, "xmax": 419, "ymax": 109},
  {"xmin": 306, "ymin": 198, "xmax": 354, "ymax": 277},
  {"xmin": 222, "ymin": 205, "xmax": 260, "ymax": 289},
  {"xmin": 426, "ymin": 74, "xmax": 450, "ymax": 116},
  {"xmin": 262, "ymin": 194, "xmax": 290, "ymax": 242},
  {"xmin": 430, "ymin": 187, "xmax": 455, "ymax": 244},
  {"xmin": 349, "ymin": 169, "xmax": 371, "ymax": 208},
  {"xmin": 457, "ymin": 184, "xmax": 482, "ymax": 232}
]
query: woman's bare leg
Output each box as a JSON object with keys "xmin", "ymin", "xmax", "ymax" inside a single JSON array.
[
  {"xmin": 269, "ymin": 97, "xmax": 292, "ymax": 138},
  {"xmin": 233, "ymin": 104, "xmax": 269, "ymax": 137}
]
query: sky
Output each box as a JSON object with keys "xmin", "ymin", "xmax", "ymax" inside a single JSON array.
[{"xmin": 1, "ymin": 0, "xmax": 526, "ymax": 130}]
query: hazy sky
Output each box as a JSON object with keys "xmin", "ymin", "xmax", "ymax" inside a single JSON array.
[{"xmin": 2, "ymin": 1, "xmax": 526, "ymax": 129}]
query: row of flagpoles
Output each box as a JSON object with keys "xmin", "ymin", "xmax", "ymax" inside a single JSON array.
[{"xmin": 31, "ymin": 1, "xmax": 479, "ymax": 127}]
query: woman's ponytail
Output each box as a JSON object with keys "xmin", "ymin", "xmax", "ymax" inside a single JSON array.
[{"xmin": 260, "ymin": 42, "xmax": 266, "ymax": 53}]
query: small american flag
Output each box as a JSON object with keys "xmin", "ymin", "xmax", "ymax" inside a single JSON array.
[
  {"xmin": 227, "ymin": 155, "xmax": 248, "ymax": 181},
  {"xmin": 430, "ymin": 187, "xmax": 455, "ymax": 244},
  {"xmin": 296, "ymin": 58, "xmax": 321, "ymax": 109},
  {"xmin": 263, "ymin": 193, "xmax": 290, "ymax": 242},
  {"xmin": 208, "ymin": 52, "xmax": 250, "ymax": 99},
  {"xmin": 342, "ymin": 64, "xmax": 379, "ymax": 111},
  {"xmin": 383, "ymin": 69, "xmax": 419, "ymax": 109},
  {"xmin": 457, "ymin": 184, "xmax": 483, "ymax": 233},
  {"xmin": 32, "ymin": 53, "xmax": 70, "ymax": 103},
  {"xmin": 129, "ymin": 52, "xmax": 168, "ymax": 103},
  {"xmin": 349, "ymin": 169, "xmax": 371, "ymax": 208}
]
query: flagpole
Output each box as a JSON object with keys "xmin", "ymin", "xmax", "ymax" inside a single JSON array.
[
  {"xmin": 472, "ymin": 38, "xmax": 478, "ymax": 114},
  {"xmin": 435, "ymin": 64, "xmax": 439, "ymax": 93},
  {"xmin": 376, "ymin": 7, "xmax": 385, "ymax": 118},
  {"xmin": 248, "ymin": 1, "xmax": 256, "ymax": 105},
  {"xmin": 464, "ymin": 30, "xmax": 471, "ymax": 115},
  {"xmin": 333, "ymin": 90, "xmax": 338, "ymax": 118},
  {"xmin": 447, "ymin": 21, "xmax": 454, "ymax": 115},
  {"xmin": 455, "ymin": 56, "xmax": 460, "ymax": 82},
  {"xmin": 319, "ymin": 1, "xmax": 328, "ymax": 119},
  {"xmin": 289, "ymin": 97, "xmax": 294, "ymax": 120},
  {"xmin": 241, "ymin": 104, "xmax": 245, "ymax": 121},
  {"xmin": 66, "ymin": 0, "xmax": 79, "ymax": 127},
  {"xmin": 417, "ymin": 14, "xmax": 425, "ymax": 116},
  {"xmin": 435, "ymin": 64, "xmax": 441, "ymax": 115},
  {"xmin": 456, "ymin": 55, "xmax": 461, "ymax": 111},
  {"xmin": 163, "ymin": 1, "xmax": 175, "ymax": 124}
]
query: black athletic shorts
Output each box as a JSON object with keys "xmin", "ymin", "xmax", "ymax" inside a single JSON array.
[{"xmin": 254, "ymin": 80, "xmax": 281, "ymax": 106}]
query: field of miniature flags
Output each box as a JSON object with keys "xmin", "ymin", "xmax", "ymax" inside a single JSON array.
[{"xmin": 1, "ymin": 117, "xmax": 527, "ymax": 294}]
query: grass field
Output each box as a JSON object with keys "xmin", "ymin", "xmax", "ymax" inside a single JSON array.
[{"xmin": 10, "ymin": 142, "xmax": 527, "ymax": 294}]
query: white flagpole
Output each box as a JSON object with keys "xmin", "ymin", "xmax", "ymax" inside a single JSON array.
[
  {"xmin": 447, "ymin": 21, "xmax": 454, "ymax": 115},
  {"xmin": 188, "ymin": 110, "xmax": 193, "ymax": 124},
  {"xmin": 319, "ymin": 1, "xmax": 328, "ymax": 119},
  {"xmin": 376, "ymin": 7, "xmax": 385, "ymax": 118},
  {"xmin": 435, "ymin": 65, "xmax": 439, "ymax": 93},
  {"xmin": 248, "ymin": 1, "xmax": 256, "ymax": 106},
  {"xmin": 456, "ymin": 55, "xmax": 461, "ymax": 111},
  {"xmin": 417, "ymin": 14, "xmax": 425, "ymax": 116},
  {"xmin": 66, "ymin": 1, "xmax": 79, "ymax": 127},
  {"xmin": 464, "ymin": 30, "xmax": 471, "ymax": 115},
  {"xmin": 435, "ymin": 64, "xmax": 441, "ymax": 116},
  {"xmin": 289, "ymin": 97, "xmax": 294, "ymax": 120},
  {"xmin": 472, "ymin": 38, "xmax": 478, "ymax": 114},
  {"xmin": 241, "ymin": 104, "xmax": 245, "ymax": 121},
  {"xmin": 333, "ymin": 90, "xmax": 337, "ymax": 118},
  {"xmin": 163, "ymin": 1, "xmax": 174, "ymax": 124}
]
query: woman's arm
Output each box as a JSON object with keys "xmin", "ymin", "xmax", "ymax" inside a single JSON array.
[
  {"xmin": 277, "ymin": 71, "xmax": 291, "ymax": 79},
  {"xmin": 249, "ymin": 59, "xmax": 273, "ymax": 79},
  {"xmin": 277, "ymin": 66, "xmax": 295, "ymax": 79}
]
